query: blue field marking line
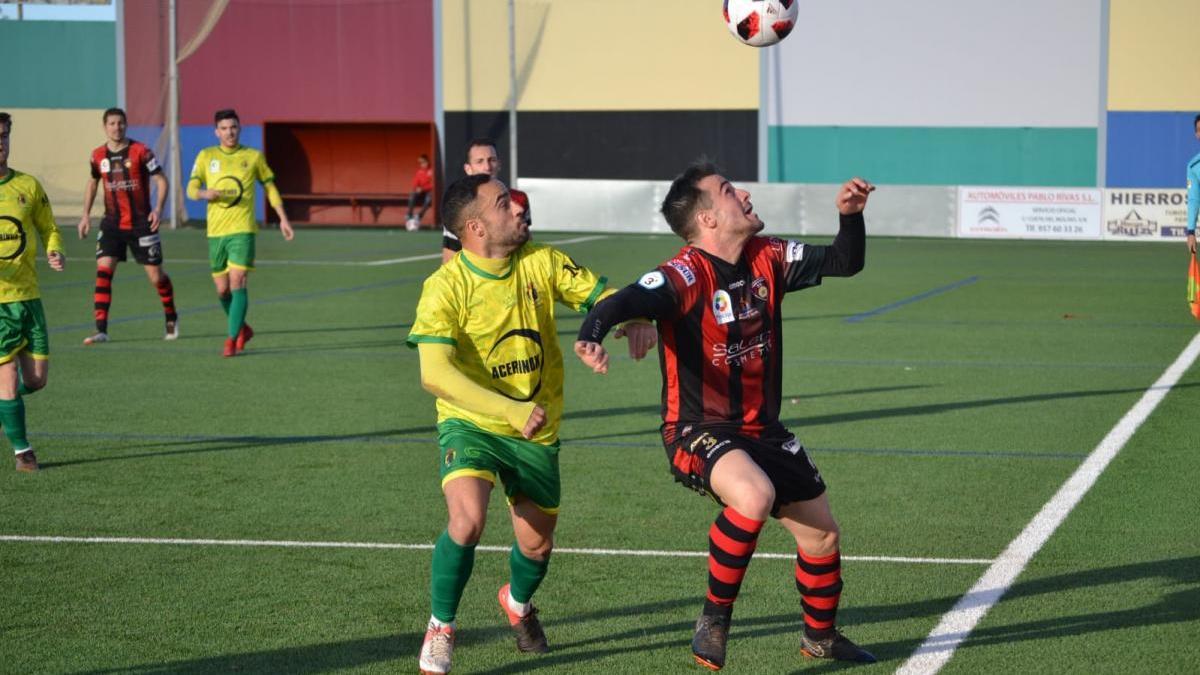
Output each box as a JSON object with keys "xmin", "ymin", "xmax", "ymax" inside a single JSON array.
[
  {"xmin": 846, "ymin": 276, "xmax": 981, "ymax": 323},
  {"xmin": 37, "ymin": 430, "xmax": 1081, "ymax": 461}
]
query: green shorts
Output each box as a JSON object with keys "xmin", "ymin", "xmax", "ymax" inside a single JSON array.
[
  {"xmin": 208, "ymin": 233, "xmax": 256, "ymax": 275},
  {"xmin": 0, "ymin": 299, "xmax": 49, "ymax": 364},
  {"xmin": 437, "ymin": 418, "xmax": 561, "ymax": 514}
]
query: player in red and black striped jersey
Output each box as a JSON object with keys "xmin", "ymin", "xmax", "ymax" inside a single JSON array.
[
  {"xmin": 575, "ymin": 163, "xmax": 877, "ymax": 669},
  {"xmin": 77, "ymin": 108, "xmax": 176, "ymax": 345},
  {"xmin": 441, "ymin": 138, "xmax": 531, "ymax": 263}
]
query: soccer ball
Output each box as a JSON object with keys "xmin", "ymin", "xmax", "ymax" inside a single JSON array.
[{"xmin": 723, "ymin": 0, "xmax": 798, "ymax": 48}]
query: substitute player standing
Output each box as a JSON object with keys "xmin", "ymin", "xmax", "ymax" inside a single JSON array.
[
  {"xmin": 409, "ymin": 174, "xmax": 653, "ymax": 674},
  {"xmin": 441, "ymin": 138, "xmax": 531, "ymax": 264},
  {"xmin": 187, "ymin": 109, "xmax": 294, "ymax": 357},
  {"xmin": 1186, "ymin": 113, "xmax": 1199, "ymax": 254},
  {"xmin": 78, "ymin": 108, "xmax": 176, "ymax": 345},
  {"xmin": 575, "ymin": 162, "xmax": 876, "ymax": 669},
  {"xmin": 0, "ymin": 112, "xmax": 66, "ymax": 472}
]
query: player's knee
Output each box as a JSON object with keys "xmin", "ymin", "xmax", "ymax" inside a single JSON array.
[
  {"xmin": 726, "ymin": 482, "xmax": 775, "ymax": 520},
  {"xmin": 446, "ymin": 516, "xmax": 485, "ymax": 546},
  {"xmin": 22, "ymin": 374, "xmax": 47, "ymax": 392},
  {"xmin": 519, "ymin": 536, "xmax": 554, "ymax": 561},
  {"xmin": 805, "ymin": 526, "xmax": 840, "ymax": 557}
]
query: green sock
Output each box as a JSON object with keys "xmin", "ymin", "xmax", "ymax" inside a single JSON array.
[
  {"xmin": 219, "ymin": 292, "xmax": 232, "ymax": 315},
  {"xmin": 508, "ymin": 544, "xmax": 550, "ymax": 604},
  {"xmin": 430, "ymin": 530, "xmax": 476, "ymax": 623},
  {"xmin": 228, "ymin": 288, "xmax": 248, "ymax": 339},
  {"xmin": 0, "ymin": 397, "xmax": 29, "ymax": 451}
]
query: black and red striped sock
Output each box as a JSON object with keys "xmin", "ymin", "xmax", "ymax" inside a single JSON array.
[
  {"xmin": 94, "ymin": 265, "xmax": 114, "ymax": 333},
  {"xmin": 156, "ymin": 275, "xmax": 177, "ymax": 323},
  {"xmin": 796, "ymin": 549, "xmax": 842, "ymax": 638},
  {"xmin": 705, "ymin": 507, "xmax": 764, "ymax": 610}
]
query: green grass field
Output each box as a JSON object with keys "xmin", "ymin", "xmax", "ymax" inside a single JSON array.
[{"xmin": 1, "ymin": 225, "xmax": 1197, "ymax": 674}]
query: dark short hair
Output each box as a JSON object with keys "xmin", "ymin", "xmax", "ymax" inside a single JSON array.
[
  {"xmin": 464, "ymin": 138, "xmax": 497, "ymax": 163},
  {"xmin": 214, "ymin": 109, "xmax": 239, "ymax": 126},
  {"xmin": 660, "ymin": 161, "xmax": 721, "ymax": 239},
  {"xmin": 418, "ymin": 153, "xmax": 430, "ymax": 162},
  {"xmin": 0, "ymin": 112, "xmax": 10, "ymax": 132},
  {"xmin": 103, "ymin": 107, "xmax": 126, "ymax": 123},
  {"xmin": 442, "ymin": 174, "xmax": 493, "ymax": 238},
  {"xmin": 1194, "ymin": 113, "xmax": 1200, "ymax": 128}
]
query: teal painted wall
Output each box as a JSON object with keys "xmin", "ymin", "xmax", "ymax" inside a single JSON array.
[
  {"xmin": 2, "ymin": 21, "xmax": 115, "ymax": 108},
  {"xmin": 768, "ymin": 127, "xmax": 1097, "ymax": 187}
]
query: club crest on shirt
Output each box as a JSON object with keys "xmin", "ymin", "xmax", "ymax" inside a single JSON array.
[
  {"xmin": 752, "ymin": 276, "xmax": 769, "ymax": 301},
  {"xmin": 525, "ymin": 281, "xmax": 539, "ymax": 304},
  {"xmin": 712, "ymin": 290, "xmax": 734, "ymax": 324}
]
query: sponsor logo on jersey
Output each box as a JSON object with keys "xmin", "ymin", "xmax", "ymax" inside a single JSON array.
[
  {"xmin": 728, "ymin": 279, "xmax": 745, "ymax": 289},
  {"xmin": 487, "ymin": 328, "xmax": 545, "ymax": 402},
  {"xmin": 209, "ymin": 159, "xmax": 221, "ymax": 173},
  {"xmin": 0, "ymin": 216, "xmax": 28, "ymax": 260},
  {"xmin": 785, "ymin": 240, "xmax": 805, "ymax": 263},
  {"xmin": 668, "ymin": 260, "xmax": 696, "ymax": 287},
  {"xmin": 712, "ymin": 290, "xmax": 734, "ymax": 325},
  {"xmin": 138, "ymin": 234, "xmax": 161, "ymax": 247},
  {"xmin": 711, "ymin": 330, "xmax": 772, "ymax": 366},
  {"xmin": 100, "ymin": 158, "xmax": 111, "ymax": 174},
  {"xmin": 639, "ymin": 270, "xmax": 666, "ymax": 290}
]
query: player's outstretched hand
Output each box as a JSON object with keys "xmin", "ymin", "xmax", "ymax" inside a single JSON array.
[
  {"xmin": 77, "ymin": 215, "xmax": 91, "ymax": 239},
  {"xmin": 522, "ymin": 405, "xmax": 547, "ymax": 440},
  {"xmin": 613, "ymin": 321, "xmax": 656, "ymax": 360},
  {"xmin": 574, "ymin": 340, "xmax": 609, "ymax": 374},
  {"xmin": 47, "ymin": 251, "xmax": 66, "ymax": 272},
  {"xmin": 837, "ymin": 177, "xmax": 876, "ymax": 215}
]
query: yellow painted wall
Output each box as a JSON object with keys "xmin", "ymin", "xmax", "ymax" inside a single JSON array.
[
  {"xmin": 4, "ymin": 108, "xmax": 109, "ymax": 218},
  {"xmin": 442, "ymin": 0, "xmax": 758, "ymax": 112},
  {"xmin": 1108, "ymin": 0, "xmax": 1200, "ymax": 110}
]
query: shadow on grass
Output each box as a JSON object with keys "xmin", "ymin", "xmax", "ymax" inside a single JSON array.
[
  {"xmin": 39, "ymin": 426, "xmax": 439, "ymax": 470},
  {"xmin": 76, "ymin": 556, "xmax": 1198, "ymax": 673},
  {"xmin": 566, "ymin": 382, "xmax": 1200, "ymax": 443}
]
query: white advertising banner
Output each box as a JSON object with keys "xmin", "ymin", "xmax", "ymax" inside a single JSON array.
[
  {"xmin": 1102, "ymin": 189, "xmax": 1190, "ymax": 242},
  {"xmin": 957, "ymin": 186, "xmax": 1102, "ymax": 240}
]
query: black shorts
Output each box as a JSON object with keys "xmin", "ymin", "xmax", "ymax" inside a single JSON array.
[
  {"xmin": 663, "ymin": 425, "xmax": 826, "ymax": 516},
  {"xmin": 97, "ymin": 228, "xmax": 163, "ymax": 266}
]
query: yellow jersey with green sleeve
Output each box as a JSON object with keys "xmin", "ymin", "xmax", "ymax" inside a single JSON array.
[
  {"xmin": 406, "ymin": 242, "xmax": 610, "ymax": 445},
  {"xmin": 0, "ymin": 170, "xmax": 64, "ymax": 303},
  {"xmin": 189, "ymin": 145, "xmax": 275, "ymax": 237}
]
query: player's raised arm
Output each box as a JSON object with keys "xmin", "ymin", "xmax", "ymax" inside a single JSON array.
[
  {"xmin": 802, "ymin": 178, "xmax": 872, "ymax": 282},
  {"xmin": 575, "ymin": 272, "xmax": 677, "ymax": 372}
]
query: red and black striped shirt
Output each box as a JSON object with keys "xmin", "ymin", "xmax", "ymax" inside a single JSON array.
[
  {"xmin": 90, "ymin": 140, "xmax": 161, "ymax": 231},
  {"xmin": 578, "ymin": 215, "xmax": 865, "ymax": 441}
]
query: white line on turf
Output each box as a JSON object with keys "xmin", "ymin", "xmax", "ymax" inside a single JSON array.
[
  {"xmin": 897, "ymin": 331, "xmax": 1200, "ymax": 675},
  {"xmin": 0, "ymin": 535, "xmax": 993, "ymax": 565},
  {"xmin": 168, "ymin": 235, "xmax": 610, "ymax": 267}
]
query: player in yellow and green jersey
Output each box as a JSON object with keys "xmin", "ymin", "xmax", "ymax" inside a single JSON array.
[
  {"xmin": 0, "ymin": 112, "xmax": 66, "ymax": 472},
  {"xmin": 186, "ymin": 109, "xmax": 294, "ymax": 357},
  {"xmin": 407, "ymin": 174, "xmax": 655, "ymax": 674}
]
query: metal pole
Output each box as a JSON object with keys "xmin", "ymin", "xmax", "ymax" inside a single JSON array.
[
  {"xmin": 507, "ymin": 0, "xmax": 518, "ymax": 188},
  {"xmin": 168, "ymin": 0, "xmax": 182, "ymax": 228}
]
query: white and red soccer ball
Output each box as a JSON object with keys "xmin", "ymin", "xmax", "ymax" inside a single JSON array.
[{"xmin": 724, "ymin": 0, "xmax": 798, "ymax": 48}]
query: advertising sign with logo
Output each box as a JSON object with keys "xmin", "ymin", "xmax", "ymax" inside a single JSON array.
[
  {"xmin": 957, "ymin": 187, "xmax": 1102, "ymax": 240},
  {"xmin": 1102, "ymin": 189, "xmax": 1189, "ymax": 242}
]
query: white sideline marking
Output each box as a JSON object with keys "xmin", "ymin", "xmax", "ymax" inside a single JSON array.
[
  {"xmin": 171, "ymin": 235, "xmax": 610, "ymax": 267},
  {"xmin": 0, "ymin": 535, "xmax": 992, "ymax": 565},
  {"xmin": 898, "ymin": 332, "xmax": 1200, "ymax": 675}
]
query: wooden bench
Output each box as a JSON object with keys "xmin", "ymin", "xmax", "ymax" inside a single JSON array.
[{"xmin": 281, "ymin": 193, "xmax": 413, "ymax": 224}]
